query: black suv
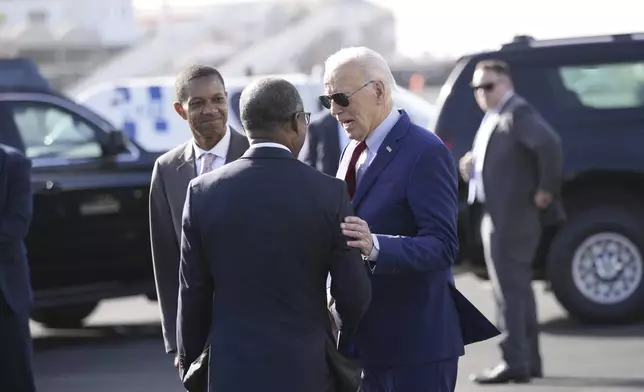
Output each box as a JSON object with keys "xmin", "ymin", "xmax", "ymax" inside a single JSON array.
[
  {"xmin": 434, "ymin": 33, "xmax": 644, "ymax": 323},
  {"xmin": 0, "ymin": 59, "xmax": 159, "ymax": 328}
]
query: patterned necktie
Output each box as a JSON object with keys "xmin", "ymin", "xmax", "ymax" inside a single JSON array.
[
  {"xmin": 199, "ymin": 153, "xmax": 217, "ymax": 175},
  {"xmin": 344, "ymin": 141, "xmax": 367, "ymax": 199}
]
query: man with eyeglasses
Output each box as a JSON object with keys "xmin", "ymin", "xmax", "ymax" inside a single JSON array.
[
  {"xmin": 176, "ymin": 77, "xmax": 371, "ymax": 392},
  {"xmin": 322, "ymin": 47, "xmax": 498, "ymax": 392},
  {"xmin": 460, "ymin": 60, "xmax": 564, "ymax": 384}
]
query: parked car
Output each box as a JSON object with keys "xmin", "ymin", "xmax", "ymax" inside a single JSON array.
[
  {"xmin": 433, "ymin": 33, "xmax": 644, "ymax": 323},
  {"xmin": 0, "ymin": 58, "xmax": 159, "ymax": 328}
]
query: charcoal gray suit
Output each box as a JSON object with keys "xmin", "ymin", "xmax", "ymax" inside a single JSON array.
[
  {"xmin": 149, "ymin": 128, "xmax": 248, "ymax": 353},
  {"xmin": 468, "ymin": 94, "xmax": 564, "ymax": 373},
  {"xmin": 177, "ymin": 145, "xmax": 371, "ymax": 392}
]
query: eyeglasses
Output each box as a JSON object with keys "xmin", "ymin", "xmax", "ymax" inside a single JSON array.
[
  {"xmin": 318, "ymin": 81, "xmax": 374, "ymax": 109},
  {"xmin": 471, "ymin": 82, "xmax": 495, "ymax": 92},
  {"xmin": 295, "ymin": 111, "xmax": 311, "ymax": 125}
]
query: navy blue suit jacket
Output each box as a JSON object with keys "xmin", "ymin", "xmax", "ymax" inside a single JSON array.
[
  {"xmin": 341, "ymin": 111, "xmax": 498, "ymax": 367},
  {"xmin": 0, "ymin": 144, "xmax": 33, "ymax": 316}
]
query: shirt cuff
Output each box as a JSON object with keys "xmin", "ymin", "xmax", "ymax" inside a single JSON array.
[{"xmin": 366, "ymin": 234, "xmax": 380, "ymax": 261}]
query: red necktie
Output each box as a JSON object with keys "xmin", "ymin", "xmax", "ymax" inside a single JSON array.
[{"xmin": 344, "ymin": 141, "xmax": 367, "ymax": 199}]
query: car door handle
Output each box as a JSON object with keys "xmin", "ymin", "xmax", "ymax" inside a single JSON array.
[{"xmin": 39, "ymin": 180, "xmax": 61, "ymax": 193}]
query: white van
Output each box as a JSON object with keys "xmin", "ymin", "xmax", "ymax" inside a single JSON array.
[{"xmin": 74, "ymin": 74, "xmax": 437, "ymax": 152}]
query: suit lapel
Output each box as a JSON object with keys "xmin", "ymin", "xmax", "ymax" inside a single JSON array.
[
  {"xmin": 225, "ymin": 128, "xmax": 250, "ymax": 163},
  {"xmin": 176, "ymin": 142, "xmax": 196, "ymax": 192},
  {"xmin": 352, "ymin": 113, "xmax": 410, "ymax": 208}
]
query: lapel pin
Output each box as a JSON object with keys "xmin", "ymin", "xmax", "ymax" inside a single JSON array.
[{"xmin": 386, "ymin": 146, "xmax": 392, "ymax": 152}]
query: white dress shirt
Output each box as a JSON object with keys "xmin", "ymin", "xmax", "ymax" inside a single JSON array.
[
  {"xmin": 343, "ymin": 108, "xmax": 401, "ymax": 262},
  {"xmin": 193, "ymin": 126, "xmax": 232, "ymax": 175},
  {"xmin": 468, "ymin": 92, "xmax": 514, "ymax": 204},
  {"xmin": 248, "ymin": 141, "xmax": 291, "ymax": 153}
]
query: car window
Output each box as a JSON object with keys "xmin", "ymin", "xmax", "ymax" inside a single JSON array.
[
  {"xmin": 558, "ymin": 62, "xmax": 644, "ymax": 109},
  {"xmin": 11, "ymin": 102, "xmax": 102, "ymax": 160}
]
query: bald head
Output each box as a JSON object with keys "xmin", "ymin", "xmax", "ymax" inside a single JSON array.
[{"xmin": 240, "ymin": 77, "xmax": 303, "ymax": 133}]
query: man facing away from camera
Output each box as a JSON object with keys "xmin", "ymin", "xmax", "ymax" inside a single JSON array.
[
  {"xmin": 321, "ymin": 47, "xmax": 499, "ymax": 392},
  {"xmin": 176, "ymin": 77, "xmax": 371, "ymax": 392}
]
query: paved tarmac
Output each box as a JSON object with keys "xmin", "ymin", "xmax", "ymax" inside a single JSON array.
[{"xmin": 31, "ymin": 273, "xmax": 644, "ymax": 392}]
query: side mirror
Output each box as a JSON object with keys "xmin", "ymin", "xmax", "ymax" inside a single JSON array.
[{"xmin": 104, "ymin": 129, "xmax": 129, "ymax": 156}]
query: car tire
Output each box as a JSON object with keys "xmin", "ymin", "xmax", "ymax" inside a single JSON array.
[
  {"xmin": 546, "ymin": 204, "xmax": 644, "ymax": 323},
  {"xmin": 31, "ymin": 302, "xmax": 99, "ymax": 329}
]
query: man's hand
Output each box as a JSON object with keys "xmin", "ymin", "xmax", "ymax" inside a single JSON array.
[
  {"xmin": 174, "ymin": 354, "xmax": 179, "ymax": 371},
  {"xmin": 459, "ymin": 151, "xmax": 473, "ymax": 181},
  {"xmin": 534, "ymin": 189, "xmax": 553, "ymax": 209},
  {"xmin": 341, "ymin": 216, "xmax": 373, "ymax": 257}
]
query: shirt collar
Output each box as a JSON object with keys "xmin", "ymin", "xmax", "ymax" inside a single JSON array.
[
  {"xmin": 488, "ymin": 91, "xmax": 514, "ymax": 115},
  {"xmin": 193, "ymin": 126, "xmax": 231, "ymax": 159},
  {"xmin": 249, "ymin": 142, "xmax": 291, "ymax": 153},
  {"xmin": 364, "ymin": 107, "xmax": 400, "ymax": 153}
]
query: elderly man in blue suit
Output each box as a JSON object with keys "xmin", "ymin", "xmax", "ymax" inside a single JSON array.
[{"xmin": 321, "ymin": 47, "xmax": 499, "ymax": 392}]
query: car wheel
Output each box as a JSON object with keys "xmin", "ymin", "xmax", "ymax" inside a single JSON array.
[
  {"xmin": 31, "ymin": 302, "xmax": 99, "ymax": 329},
  {"xmin": 547, "ymin": 205, "xmax": 644, "ymax": 323}
]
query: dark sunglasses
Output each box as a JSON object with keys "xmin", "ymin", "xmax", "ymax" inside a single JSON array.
[
  {"xmin": 318, "ymin": 81, "xmax": 374, "ymax": 109},
  {"xmin": 471, "ymin": 82, "xmax": 495, "ymax": 92}
]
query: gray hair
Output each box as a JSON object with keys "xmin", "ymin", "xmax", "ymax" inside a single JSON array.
[
  {"xmin": 324, "ymin": 47, "xmax": 396, "ymax": 101},
  {"xmin": 239, "ymin": 77, "xmax": 303, "ymax": 133}
]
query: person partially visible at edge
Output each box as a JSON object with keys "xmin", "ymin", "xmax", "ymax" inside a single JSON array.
[
  {"xmin": 176, "ymin": 77, "xmax": 371, "ymax": 392},
  {"xmin": 0, "ymin": 144, "xmax": 36, "ymax": 392},
  {"xmin": 149, "ymin": 64, "xmax": 249, "ymax": 369},
  {"xmin": 461, "ymin": 59, "xmax": 564, "ymax": 384},
  {"xmin": 322, "ymin": 47, "xmax": 500, "ymax": 392}
]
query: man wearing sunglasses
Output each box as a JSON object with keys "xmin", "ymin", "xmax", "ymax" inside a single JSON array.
[
  {"xmin": 323, "ymin": 47, "xmax": 498, "ymax": 392},
  {"xmin": 461, "ymin": 60, "xmax": 564, "ymax": 384}
]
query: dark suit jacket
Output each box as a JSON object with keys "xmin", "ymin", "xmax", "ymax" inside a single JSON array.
[
  {"xmin": 301, "ymin": 113, "xmax": 342, "ymax": 176},
  {"xmin": 337, "ymin": 111, "xmax": 498, "ymax": 367},
  {"xmin": 481, "ymin": 94, "xmax": 565, "ymax": 237},
  {"xmin": 177, "ymin": 146, "xmax": 371, "ymax": 392},
  {"xmin": 149, "ymin": 128, "xmax": 248, "ymax": 353},
  {"xmin": 0, "ymin": 144, "xmax": 33, "ymax": 316}
]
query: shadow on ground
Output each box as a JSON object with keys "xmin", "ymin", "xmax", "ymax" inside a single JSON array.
[
  {"xmin": 32, "ymin": 322, "xmax": 162, "ymax": 352},
  {"xmin": 536, "ymin": 375, "xmax": 644, "ymax": 389},
  {"xmin": 540, "ymin": 316, "xmax": 644, "ymax": 338}
]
